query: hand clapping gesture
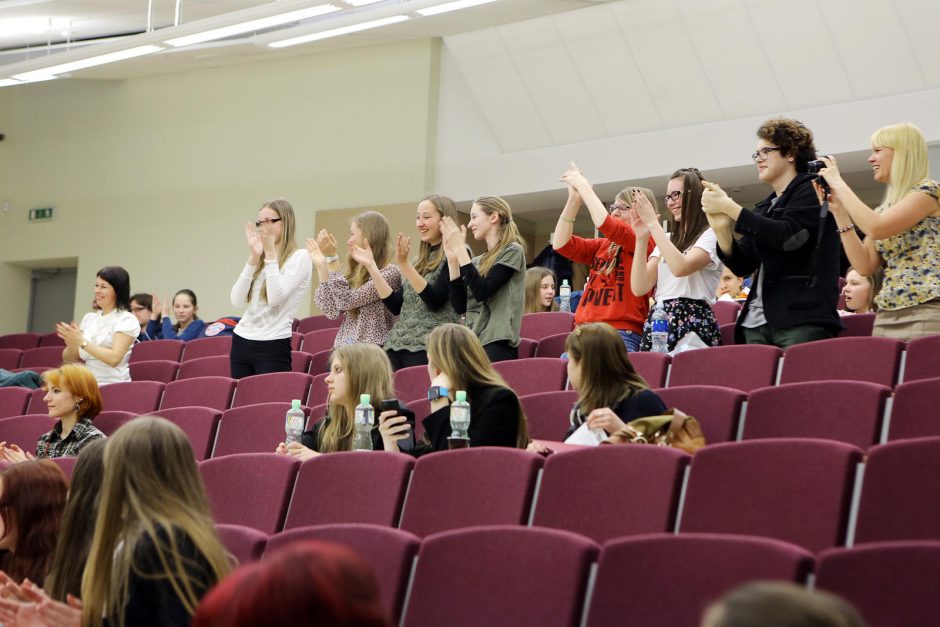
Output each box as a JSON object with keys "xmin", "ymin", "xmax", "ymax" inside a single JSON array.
[
  {"xmin": 245, "ymin": 222, "xmax": 264, "ymax": 263},
  {"xmin": 349, "ymin": 238, "xmax": 377, "ymax": 271},
  {"xmin": 701, "ymin": 181, "xmax": 736, "ymax": 230},
  {"xmin": 0, "ymin": 443, "xmax": 32, "ymax": 464},
  {"xmin": 316, "ymin": 229, "xmax": 338, "ymax": 258},
  {"xmin": 55, "ymin": 322, "xmax": 83, "ymax": 351},
  {"xmin": 631, "ymin": 189, "xmax": 659, "ymax": 227},
  {"xmin": 626, "ymin": 207, "xmax": 650, "ymax": 239},
  {"xmin": 395, "ymin": 233, "xmax": 412, "ymax": 266},
  {"xmin": 306, "ymin": 238, "xmax": 327, "ymax": 267},
  {"xmin": 439, "ymin": 217, "xmax": 467, "ymax": 258},
  {"xmin": 559, "ymin": 161, "xmax": 590, "ymax": 192}
]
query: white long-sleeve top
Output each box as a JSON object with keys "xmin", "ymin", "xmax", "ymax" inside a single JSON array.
[{"xmin": 230, "ymin": 250, "xmax": 312, "ymax": 341}]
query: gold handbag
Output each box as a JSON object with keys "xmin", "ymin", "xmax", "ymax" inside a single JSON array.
[{"xmin": 601, "ymin": 408, "xmax": 706, "ymax": 454}]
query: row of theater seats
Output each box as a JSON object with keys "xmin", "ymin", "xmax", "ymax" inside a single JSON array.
[{"xmin": 214, "ymin": 522, "xmax": 939, "ymax": 627}]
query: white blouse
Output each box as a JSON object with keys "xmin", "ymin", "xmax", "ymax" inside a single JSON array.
[
  {"xmin": 651, "ymin": 228, "xmax": 721, "ymax": 304},
  {"xmin": 230, "ymin": 249, "xmax": 312, "ymax": 341},
  {"xmin": 78, "ymin": 309, "xmax": 139, "ymax": 385}
]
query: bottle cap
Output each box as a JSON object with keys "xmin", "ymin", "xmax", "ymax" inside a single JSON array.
[
  {"xmin": 455, "ymin": 390, "xmax": 467, "ymax": 402},
  {"xmin": 291, "ymin": 399, "xmax": 302, "ymax": 409},
  {"xmin": 360, "ymin": 393, "xmax": 371, "ymax": 404},
  {"xmin": 561, "ymin": 279, "xmax": 569, "ymax": 286}
]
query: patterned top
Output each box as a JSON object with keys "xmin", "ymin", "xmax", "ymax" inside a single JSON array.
[
  {"xmin": 36, "ymin": 417, "xmax": 106, "ymax": 458},
  {"xmin": 875, "ymin": 180, "xmax": 940, "ymax": 311},
  {"xmin": 315, "ymin": 265, "xmax": 403, "ymax": 347},
  {"xmin": 384, "ymin": 258, "xmax": 459, "ymax": 352}
]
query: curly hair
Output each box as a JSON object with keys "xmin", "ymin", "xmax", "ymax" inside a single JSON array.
[{"xmin": 756, "ymin": 118, "xmax": 817, "ymax": 173}]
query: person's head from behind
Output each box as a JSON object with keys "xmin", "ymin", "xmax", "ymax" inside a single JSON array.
[
  {"xmin": 525, "ymin": 267, "xmax": 557, "ymax": 313},
  {"xmin": 754, "ymin": 118, "xmax": 817, "ymax": 187},
  {"xmin": 414, "ymin": 195, "xmax": 458, "ymax": 274},
  {"xmin": 869, "ymin": 123, "xmax": 929, "ymax": 206},
  {"xmin": 45, "ymin": 439, "xmax": 106, "ymax": 601},
  {"xmin": 0, "ymin": 460, "xmax": 68, "ymax": 583},
  {"xmin": 320, "ymin": 343, "xmax": 394, "ymax": 453},
  {"xmin": 701, "ymin": 581, "xmax": 868, "ymax": 627},
  {"xmin": 42, "ymin": 364, "xmax": 103, "ymax": 423},
  {"xmin": 129, "ymin": 293, "xmax": 153, "ymax": 328},
  {"xmin": 172, "ymin": 289, "xmax": 199, "ymax": 326},
  {"xmin": 842, "ymin": 267, "xmax": 882, "ymax": 314},
  {"xmin": 95, "ymin": 266, "xmax": 131, "ymax": 313},
  {"xmin": 192, "ymin": 540, "xmax": 392, "ymax": 627},
  {"xmin": 564, "ymin": 323, "xmax": 648, "ymax": 413},
  {"xmin": 717, "ymin": 267, "xmax": 744, "ymax": 299},
  {"xmin": 82, "ymin": 417, "xmax": 230, "ymax": 627}
]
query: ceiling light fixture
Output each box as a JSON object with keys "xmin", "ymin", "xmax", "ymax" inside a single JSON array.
[
  {"xmin": 164, "ymin": 3, "xmax": 341, "ymax": 47},
  {"xmin": 416, "ymin": 0, "xmax": 498, "ymax": 17},
  {"xmin": 12, "ymin": 44, "xmax": 163, "ymax": 81},
  {"xmin": 344, "ymin": 0, "xmax": 385, "ymax": 5},
  {"xmin": 0, "ymin": 79, "xmax": 22, "ymax": 87},
  {"xmin": 268, "ymin": 14, "xmax": 408, "ymax": 48}
]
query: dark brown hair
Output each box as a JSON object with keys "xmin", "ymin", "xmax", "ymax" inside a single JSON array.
[
  {"xmin": 564, "ymin": 322, "xmax": 649, "ymax": 415},
  {"xmin": 668, "ymin": 168, "xmax": 710, "ymax": 253},
  {"xmin": 703, "ymin": 582, "xmax": 867, "ymax": 627},
  {"xmin": 756, "ymin": 118, "xmax": 818, "ymax": 173}
]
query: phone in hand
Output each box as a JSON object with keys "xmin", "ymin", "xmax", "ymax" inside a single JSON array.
[{"xmin": 380, "ymin": 399, "xmax": 416, "ymax": 452}]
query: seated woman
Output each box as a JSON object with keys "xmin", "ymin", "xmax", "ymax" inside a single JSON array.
[
  {"xmin": 379, "ymin": 323, "xmax": 529, "ymax": 453},
  {"xmin": 0, "ymin": 364, "xmax": 105, "ymax": 462},
  {"xmin": 841, "ymin": 267, "xmax": 882, "ymax": 315},
  {"xmin": 130, "ymin": 293, "xmax": 160, "ymax": 341},
  {"xmin": 59, "ymin": 266, "xmax": 139, "ymax": 385},
  {"xmin": 150, "ymin": 290, "xmax": 206, "ymax": 341},
  {"xmin": 524, "ymin": 267, "xmax": 559, "ymax": 313},
  {"xmin": 0, "ymin": 460, "xmax": 69, "ymax": 584},
  {"xmin": 276, "ymin": 343, "xmax": 399, "ymax": 459},
  {"xmin": 529, "ymin": 322, "xmax": 666, "ymax": 452}
]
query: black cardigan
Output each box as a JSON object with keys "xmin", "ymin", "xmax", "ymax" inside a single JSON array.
[
  {"xmin": 717, "ymin": 173, "xmax": 842, "ymax": 343},
  {"xmin": 417, "ymin": 383, "xmax": 521, "ymax": 453}
]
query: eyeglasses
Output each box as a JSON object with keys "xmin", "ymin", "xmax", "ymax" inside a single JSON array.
[
  {"xmin": 608, "ymin": 203, "xmax": 629, "ymax": 214},
  {"xmin": 130, "ymin": 306, "xmax": 148, "ymax": 313},
  {"xmin": 663, "ymin": 190, "xmax": 683, "ymax": 204},
  {"xmin": 255, "ymin": 217, "xmax": 283, "ymax": 228},
  {"xmin": 751, "ymin": 147, "xmax": 781, "ymax": 162}
]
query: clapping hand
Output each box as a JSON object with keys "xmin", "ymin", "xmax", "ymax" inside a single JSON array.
[
  {"xmin": 0, "ymin": 443, "xmax": 31, "ymax": 463},
  {"xmin": 626, "ymin": 208, "xmax": 650, "ymax": 239},
  {"xmin": 439, "ymin": 217, "xmax": 467, "ymax": 256},
  {"xmin": 55, "ymin": 322, "xmax": 83, "ymax": 351},
  {"xmin": 395, "ymin": 233, "xmax": 412, "ymax": 266},
  {"xmin": 245, "ymin": 222, "xmax": 263, "ymax": 261},
  {"xmin": 316, "ymin": 229, "xmax": 338, "ymax": 257},
  {"xmin": 306, "ymin": 238, "xmax": 326, "ymax": 266},
  {"xmin": 631, "ymin": 189, "xmax": 659, "ymax": 227},
  {"xmin": 349, "ymin": 238, "xmax": 377, "ymax": 270},
  {"xmin": 559, "ymin": 161, "xmax": 589, "ymax": 192}
]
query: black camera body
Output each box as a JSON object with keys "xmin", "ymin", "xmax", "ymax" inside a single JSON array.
[{"xmin": 806, "ymin": 159, "xmax": 830, "ymax": 193}]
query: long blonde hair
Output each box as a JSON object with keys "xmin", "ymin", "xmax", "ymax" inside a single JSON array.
[
  {"xmin": 473, "ymin": 196, "xmax": 528, "ymax": 276},
  {"xmin": 318, "ymin": 343, "xmax": 394, "ymax": 453},
  {"xmin": 426, "ymin": 324, "xmax": 529, "ymax": 448},
  {"xmin": 870, "ymin": 123, "xmax": 930, "ymax": 209},
  {"xmin": 80, "ymin": 418, "xmax": 231, "ymax": 627},
  {"xmin": 565, "ymin": 322, "xmax": 649, "ymax": 415},
  {"xmin": 524, "ymin": 267, "xmax": 558, "ymax": 313},
  {"xmin": 414, "ymin": 195, "xmax": 458, "ymax": 275},
  {"xmin": 248, "ymin": 199, "xmax": 298, "ymax": 304},
  {"xmin": 602, "ymin": 187, "xmax": 657, "ymax": 275},
  {"xmin": 346, "ymin": 212, "xmax": 392, "ymax": 320}
]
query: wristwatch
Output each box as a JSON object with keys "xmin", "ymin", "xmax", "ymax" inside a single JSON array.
[
  {"xmin": 427, "ymin": 385, "xmax": 449, "ymax": 401},
  {"xmin": 324, "ymin": 255, "xmax": 339, "ymax": 263}
]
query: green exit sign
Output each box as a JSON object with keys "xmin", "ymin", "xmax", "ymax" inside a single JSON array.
[{"xmin": 29, "ymin": 207, "xmax": 55, "ymax": 221}]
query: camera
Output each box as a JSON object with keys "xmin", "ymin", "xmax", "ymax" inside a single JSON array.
[{"xmin": 806, "ymin": 159, "xmax": 830, "ymax": 193}]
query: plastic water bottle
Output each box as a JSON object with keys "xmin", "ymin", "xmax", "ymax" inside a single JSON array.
[
  {"xmin": 650, "ymin": 302, "xmax": 669, "ymax": 353},
  {"xmin": 448, "ymin": 390, "xmax": 471, "ymax": 449},
  {"xmin": 284, "ymin": 399, "xmax": 305, "ymax": 445},
  {"xmin": 559, "ymin": 279, "xmax": 571, "ymax": 312},
  {"xmin": 353, "ymin": 394, "xmax": 374, "ymax": 451}
]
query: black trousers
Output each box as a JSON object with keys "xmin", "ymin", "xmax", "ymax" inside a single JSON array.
[
  {"xmin": 386, "ymin": 349, "xmax": 429, "ymax": 371},
  {"xmin": 230, "ymin": 334, "xmax": 292, "ymax": 379},
  {"xmin": 484, "ymin": 340, "xmax": 517, "ymax": 363}
]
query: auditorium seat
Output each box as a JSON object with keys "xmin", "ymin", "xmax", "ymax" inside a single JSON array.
[
  {"xmin": 742, "ymin": 381, "xmax": 891, "ymax": 449},
  {"xmin": 902, "ymin": 334, "xmax": 940, "ymax": 382},
  {"xmin": 0, "ymin": 387, "xmax": 31, "ymax": 419},
  {"xmin": 200, "ymin": 453, "xmax": 299, "ymax": 533},
  {"xmin": 308, "ymin": 372, "xmax": 329, "ymax": 407},
  {"xmin": 838, "ymin": 312, "xmax": 876, "ymax": 337},
  {"xmin": 215, "ymin": 524, "xmax": 268, "ymax": 565},
  {"xmin": 146, "ymin": 406, "xmax": 221, "ymax": 461},
  {"xmin": 779, "ymin": 336, "xmax": 903, "ymax": 387},
  {"xmin": 213, "ymin": 402, "xmax": 310, "ymax": 457},
  {"xmin": 679, "ymin": 439, "xmax": 863, "ymax": 552},
  {"xmin": 402, "ymin": 526, "xmax": 597, "ymax": 627},
  {"xmin": 50, "ymin": 456, "xmax": 77, "ymax": 480},
  {"xmin": 394, "ymin": 365, "xmax": 431, "ymax": 404},
  {"xmin": 493, "ymin": 358, "xmax": 567, "ymax": 396},
  {"xmin": 93, "ymin": 410, "xmax": 135, "ymax": 436},
  {"xmin": 652, "ymin": 385, "xmax": 746, "ymax": 444},
  {"xmin": 534, "ymin": 332, "xmax": 569, "ymax": 358},
  {"xmin": 719, "ymin": 322, "xmax": 736, "ymax": 345},
  {"xmin": 517, "ymin": 338, "xmax": 537, "ymax": 359},
  {"xmin": 308, "ymin": 349, "xmax": 331, "ymax": 375},
  {"xmin": 710, "ymin": 300, "xmax": 741, "ymax": 326},
  {"xmin": 297, "ymin": 315, "xmax": 342, "ymax": 335},
  {"xmin": 887, "ymin": 377, "xmax": 940, "ymax": 440},
  {"xmin": 669, "ymin": 345, "xmax": 781, "ymax": 391},
  {"xmin": 160, "ymin": 376, "xmax": 235, "ymax": 411},
  {"xmin": 584, "ymin": 533, "xmax": 814, "ymax": 627},
  {"xmin": 230, "ymin": 372, "xmax": 312, "ymax": 409},
  {"xmin": 628, "ymin": 352, "xmax": 671, "ymax": 388},
  {"xmin": 532, "ymin": 446, "xmax": 689, "ymax": 542},
  {"xmin": 520, "ymin": 311, "xmax": 575, "ymax": 341},
  {"xmin": 181, "ymin": 336, "xmax": 232, "ymax": 362},
  {"xmin": 290, "ymin": 351, "xmax": 312, "ymax": 374},
  {"xmin": 128, "ymin": 339, "xmax": 184, "ymax": 364},
  {"xmin": 0, "ymin": 333, "xmax": 41, "ymax": 350},
  {"xmin": 0, "ymin": 349, "xmax": 23, "ymax": 370},
  {"xmin": 399, "ymin": 448, "xmax": 543, "ymax": 537},
  {"xmin": 0, "ymin": 414, "xmax": 56, "ymax": 451},
  {"xmin": 37, "ymin": 333, "xmax": 65, "ymax": 348},
  {"xmin": 177, "ymin": 356, "xmax": 231, "ymax": 379},
  {"xmin": 99, "ymin": 381, "xmax": 164, "ymax": 414},
  {"xmin": 290, "ymin": 332, "xmax": 303, "ymax": 352},
  {"xmin": 519, "ymin": 390, "xmax": 578, "ymax": 441},
  {"xmin": 405, "ymin": 399, "xmax": 429, "ymax": 441},
  {"xmin": 300, "ymin": 328, "xmax": 339, "ymax": 356},
  {"xmin": 129, "ymin": 359, "xmax": 179, "ymax": 383},
  {"xmin": 26, "ymin": 388, "xmax": 46, "ymax": 414},
  {"xmin": 19, "ymin": 347, "xmax": 64, "ymax": 369}
]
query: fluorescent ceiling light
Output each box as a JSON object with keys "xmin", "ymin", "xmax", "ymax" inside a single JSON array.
[
  {"xmin": 268, "ymin": 14, "xmax": 408, "ymax": 48},
  {"xmin": 0, "ymin": 79, "xmax": 23, "ymax": 88},
  {"xmin": 12, "ymin": 45, "xmax": 163, "ymax": 81},
  {"xmin": 164, "ymin": 4, "xmax": 341, "ymax": 47},
  {"xmin": 0, "ymin": 18, "xmax": 49, "ymax": 36},
  {"xmin": 344, "ymin": 0, "xmax": 385, "ymax": 5},
  {"xmin": 416, "ymin": 0, "xmax": 498, "ymax": 17}
]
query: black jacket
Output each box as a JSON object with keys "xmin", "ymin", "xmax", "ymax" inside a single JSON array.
[
  {"xmin": 418, "ymin": 383, "xmax": 521, "ymax": 453},
  {"xmin": 563, "ymin": 389, "xmax": 668, "ymax": 440},
  {"xmin": 717, "ymin": 173, "xmax": 842, "ymax": 343}
]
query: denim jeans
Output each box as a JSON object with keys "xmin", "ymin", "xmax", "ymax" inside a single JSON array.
[{"xmin": 618, "ymin": 330, "xmax": 641, "ymax": 352}]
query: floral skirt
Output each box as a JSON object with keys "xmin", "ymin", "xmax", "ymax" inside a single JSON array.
[{"xmin": 639, "ymin": 297, "xmax": 721, "ymax": 352}]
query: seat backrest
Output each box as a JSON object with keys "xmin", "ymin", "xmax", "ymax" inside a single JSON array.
[
  {"xmin": 719, "ymin": 322, "xmax": 736, "ymax": 346},
  {"xmin": 679, "ymin": 439, "xmax": 863, "ymax": 552},
  {"xmin": 669, "ymin": 345, "xmax": 782, "ymax": 391},
  {"xmin": 0, "ymin": 333, "xmax": 40, "ymax": 350},
  {"xmin": 129, "ymin": 359, "xmax": 179, "ymax": 383},
  {"xmin": 181, "ymin": 336, "xmax": 232, "ymax": 362},
  {"xmin": 519, "ymin": 312, "xmax": 575, "ymax": 341},
  {"xmin": 517, "ymin": 338, "xmax": 537, "ymax": 359},
  {"xmin": 394, "ymin": 365, "xmax": 431, "ymax": 404},
  {"xmin": 214, "ymin": 402, "xmax": 309, "ymax": 457},
  {"xmin": 888, "ymin": 377, "xmax": 940, "ymax": 441},
  {"xmin": 628, "ymin": 352, "xmax": 671, "ymax": 388},
  {"xmin": 0, "ymin": 349, "xmax": 23, "ymax": 370},
  {"xmin": 50, "ymin": 456, "xmax": 77, "ymax": 480},
  {"xmin": 816, "ymin": 542, "xmax": 940, "ymax": 627},
  {"xmin": 308, "ymin": 372, "xmax": 329, "ymax": 407},
  {"xmin": 285, "ymin": 452, "xmax": 414, "ymax": 529},
  {"xmin": 402, "ymin": 526, "xmax": 598, "ymax": 627},
  {"xmin": 37, "ymin": 333, "xmax": 65, "ymax": 348},
  {"xmin": 0, "ymin": 387, "xmax": 31, "ymax": 419},
  {"xmin": 585, "ymin": 533, "xmax": 814, "ymax": 627},
  {"xmin": 267, "ymin": 524, "xmax": 419, "ymax": 621},
  {"xmin": 215, "ymin": 524, "xmax": 268, "ymax": 565},
  {"xmin": 838, "ymin": 312, "xmax": 876, "ymax": 337},
  {"xmin": 519, "ymin": 390, "xmax": 578, "ymax": 441},
  {"xmin": 652, "ymin": 385, "xmax": 745, "ymax": 444},
  {"xmin": 300, "ymin": 328, "xmax": 339, "ymax": 355},
  {"xmin": 290, "ymin": 351, "xmax": 312, "ymax": 374},
  {"xmin": 199, "ymin": 453, "xmax": 299, "ymax": 533},
  {"xmin": 93, "ymin": 410, "xmax": 136, "ymax": 436},
  {"xmin": 903, "ymin": 335, "xmax": 940, "ymax": 383},
  {"xmin": 780, "ymin": 336, "xmax": 903, "ymax": 387},
  {"xmin": 534, "ymin": 332, "xmax": 569, "ymax": 359},
  {"xmin": 290, "ymin": 332, "xmax": 303, "ymax": 352},
  {"xmin": 405, "ymin": 399, "xmax": 429, "ymax": 441},
  {"xmin": 146, "ymin": 406, "xmax": 221, "ymax": 461},
  {"xmin": 532, "ymin": 446, "xmax": 689, "ymax": 542},
  {"xmin": 710, "ymin": 300, "xmax": 741, "ymax": 326},
  {"xmin": 231, "ymin": 372, "xmax": 313, "ymax": 408},
  {"xmin": 297, "ymin": 315, "xmax": 342, "ymax": 335},
  {"xmin": 26, "ymin": 388, "xmax": 46, "ymax": 414},
  {"xmin": 493, "ymin": 358, "xmax": 567, "ymax": 396},
  {"xmin": 308, "ymin": 349, "xmax": 332, "ymax": 375},
  {"xmin": 399, "ymin": 448, "xmax": 543, "ymax": 537},
  {"xmin": 0, "ymin": 414, "xmax": 56, "ymax": 451},
  {"xmin": 20, "ymin": 346, "xmax": 65, "ymax": 369},
  {"xmin": 743, "ymin": 381, "xmax": 891, "ymax": 449},
  {"xmin": 161, "ymin": 376, "xmax": 236, "ymax": 411},
  {"xmin": 100, "ymin": 381, "xmax": 164, "ymax": 414},
  {"xmin": 128, "ymin": 339, "xmax": 185, "ymax": 364},
  {"xmin": 177, "ymin": 355, "xmax": 231, "ymax": 379},
  {"xmin": 854, "ymin": 437, "xmax": 940, "ymax": 544}
]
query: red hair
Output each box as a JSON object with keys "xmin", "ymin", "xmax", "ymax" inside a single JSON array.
[
  {"xmin": 192, "ymin": 540, "xmax": 391, "ymax": 627},
  {"xmin": 0, "ymin": 460, "xmax": 68, "ymax": 583}
]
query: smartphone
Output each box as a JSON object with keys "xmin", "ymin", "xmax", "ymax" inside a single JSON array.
[{"xmin": 380, "ymin": 399, "xmax": 416, "ymax": 452}]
